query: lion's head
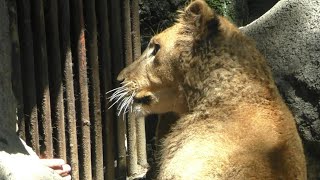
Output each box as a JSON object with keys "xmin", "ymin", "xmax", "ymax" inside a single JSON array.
[{"xmin": 109, "ymin": 0, "xmax": 241, "ymax": 116}]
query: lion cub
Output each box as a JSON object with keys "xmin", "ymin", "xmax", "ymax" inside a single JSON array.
[{"xmin": 113, "ymin": 0, "xmax": 306, "ymax": 179}]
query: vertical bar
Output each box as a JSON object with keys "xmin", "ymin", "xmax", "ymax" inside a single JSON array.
[
  {"xmin": 131, "ymin": 0, "xmax": 149, "ymax": 169},
  {"xmin": 123, "ymin": 0, "xmax": 138, "ymax": 177},
  {"xmin": 131, "ymin": 0, "xmax": 142, "ymax": 60},
  {"xmin": 45, "ymin": 0, "xmax": 66, "ymax": 160},
  {"xmin": 83, "ymin": 0, "xmax": 104, "ymax": 179},
  {"xmin": 7, "ymin": 0, "xmax": 25, "ymax": 140},
  {"xmin": 108, "ymin": 0, "xmax": 127, "ymax": 178},
  {"xmin": 123, "ymin": 0, "xmax": 133, "ymax": 66},
  {"xmin": 30, "ymin": 0, "xmax": 53, "ymax": 158},
  {"xmin": 96, "ymin": 0, "xmax": 116, "ymax": 178},
  {"xmin": 127, "ymin": 114, "xmax": 138, "ymax": 176},
  {"xmin": 70, "ymin": 0, "xmax": 92, "ymax": 179},
  {"xmin": 58, "ymin": 0, "xmax": 79, "ymax": 178},
  {"xmin": 17, "ymin": 0, "xmax": 40, "ymax": 155},
  {"xmin": 136, "ymin": 116, "xmax": 148, "ymax": 167}
]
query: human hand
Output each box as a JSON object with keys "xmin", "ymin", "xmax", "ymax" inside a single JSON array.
[{"xmin": 40, "ymin": 159, "xmax": 71, "ymax": 180}]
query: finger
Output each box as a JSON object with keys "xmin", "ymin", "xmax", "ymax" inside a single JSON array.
[
  {"xmin": 54, "ymin": 164, "xmax": 72, "ymax": 175},
  {"xmin": 62, "ymin": 164, "xmax": 72, "ymax": 173},
  {"xmin": 63, "ymin": 175, "xmax": 72, "ymax": 180},
  {"xmin": 40, "ymin": 159, "xmax": 65, "ymax": 168}
]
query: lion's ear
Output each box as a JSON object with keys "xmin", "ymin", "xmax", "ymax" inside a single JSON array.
[
  {"xmin": 181, "ymin": 0, "xmax": 220, "ymax": 40},
  {"xmin": 186, "ymin": 0, "xmax": 208, "ymax": 18}
]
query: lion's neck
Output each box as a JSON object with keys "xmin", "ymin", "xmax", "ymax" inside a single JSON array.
[{"xmin": 181, "ymin": 53, "xmax": 277, "ymax": 113}]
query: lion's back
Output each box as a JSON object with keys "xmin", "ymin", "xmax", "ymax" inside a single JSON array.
[{"xmin": 158, "ymin": 103, "xmax": 306, "ymax": 179}]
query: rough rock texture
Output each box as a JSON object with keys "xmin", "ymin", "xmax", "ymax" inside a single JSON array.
[
  {"xmin": 0, "ymin": 0, "xmax": 16, "ymax": 134},
  {"xmin": 0, "ymin": 1, "xmax": 62, "ymax": 179},
  {"xmin": 241, "ymin": 0, "xmax": 320, "ymax": 179}
]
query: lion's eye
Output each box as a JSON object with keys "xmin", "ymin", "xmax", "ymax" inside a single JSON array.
[{"xmin": 152, "ymin": 43, "xmax": 160, "ymax": 56}]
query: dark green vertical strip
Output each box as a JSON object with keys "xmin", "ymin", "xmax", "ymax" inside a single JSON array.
[
  {"xmin": 83, "ymin": 0, "xmax": 104, "ymax": 179},
  {"xmin": 96, "ymin": 0, "xmax": 116, "ymax": 179},
  {"xmin": 30, "ymin": 0, "xmax": 53, "ymax": 158},
  {"xmin": 45, "ymin": 0, "xmax": 66, "ymax": 160},
  {"xmin": 58, "ymin": 0, "xmax": 79, "ymax": 178}
]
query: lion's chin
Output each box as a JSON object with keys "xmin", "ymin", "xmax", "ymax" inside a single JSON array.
[{"xmin": 132, "ymin": 103, "xmax": 151, "ymax": 117}]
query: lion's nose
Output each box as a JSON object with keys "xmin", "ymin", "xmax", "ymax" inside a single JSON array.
[
  {"xmin": 117, "ymin": 56, "xmax": 142, "ymax": 81},
  {"xmin": 117, "ymin": 70, "xmax": 125, "ymax": 81},
  {"xmin": 117, "ymin": 67, "xmax": 131, "ymax": 81}
]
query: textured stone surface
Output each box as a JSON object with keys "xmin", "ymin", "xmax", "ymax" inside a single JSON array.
[
  {"xmin": 241, "ymin": 0, "xmax": 320, "ymax": 178},
  {"xmin": 242, "ymin": 0, "xmax": 320, "ymax": 145},
  {"xmin": 0, "ymin": 0, "xmax": 16, "ymax": 133}
]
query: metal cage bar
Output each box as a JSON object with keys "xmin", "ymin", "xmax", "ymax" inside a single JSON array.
[{"xmin": 13, "ymin": 0, "xmax": 147, "ymax": 179}]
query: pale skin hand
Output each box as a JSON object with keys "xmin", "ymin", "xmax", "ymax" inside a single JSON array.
[{"xmin": 40, "ymin": 159, "xmax": 71, "ymax": 180}]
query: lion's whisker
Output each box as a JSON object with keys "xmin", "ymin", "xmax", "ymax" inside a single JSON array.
[
  {"xmin": 106, "ymin": 86, "xmax": 126, "ymax": 95},
  {"xmin": 120, "ymin": 81, "xmax": 133, "ymax": 86},
  {"xmin": 108, "ymin": 90, "xmax": 127, "ymax": 101},
  {"xmin": 108, "ymin": 92, "xmax": 129, "ymax": 109},
  {"xmin": 108, "ymin": 88, "xmax": 127, "ymax": 98},
  {"xmin": 109, "ymin": 90, "xmax": 128, "ymax": 102},
  {"xmin": 118, "ymin": 97, "xmax": 129, "ymax": 116},
  {"xmin": 125, "ymin": 98, "xmax": 134, "ymax": 114},
  {"xmin": 115, "ymin": 91, "xmax": 136, "ymax": 118},
  {"xmin": 125, "ymin": 92, "xmax": 136, "ymax": 112},
  {"xmin": 117, "ymin": 96, "xmax": 128, "ymax": 111},
  {"xmin": 123, "ymin": 92, "xmax": 135, "ymax": 114}
]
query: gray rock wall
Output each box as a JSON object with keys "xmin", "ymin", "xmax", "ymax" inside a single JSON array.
[
  {"xmin": 241, "ymin": 0, "xmax": 320, "ymax": 179},
  {"xmin": 0, "ymin": 0, "xmax": 16, "ymax": 133}
]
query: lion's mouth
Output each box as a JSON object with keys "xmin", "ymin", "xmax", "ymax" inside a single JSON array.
[{"xmin": 134, "ymin": 95, "xmax": 152, "ymax": 105}]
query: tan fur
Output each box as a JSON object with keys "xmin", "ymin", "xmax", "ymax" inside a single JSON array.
[{"xmin": 115, "ymin": 0, "xmax": 306, "ymax": 179}]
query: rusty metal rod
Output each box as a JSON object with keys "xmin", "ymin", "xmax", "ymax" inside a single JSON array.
[
  {"xmin": 30, "ymin": 0, "xmax": 53, "ymax": 158},
  {"xmin": 127, "ymin": 114, "xmax": 138, "ymax": 176},
  {"xmin": 45, "ymin": 0, "xmax": 66, "ymax": 160},
  {"xmin": 131, "ymin": 0, "xmax": 142, "ymax": 60},
  {"xmin": 58, "ymin": 0, "xmax": 79, "ymax": 178},
  {"xmin": 109, "ymin": 0, "xmax": 127, "ymax": 178},
  {"xmin": 16, "ymin": 0, "xmax": 40, "ymax": 154},
  {"xmin": 83, "ymin": 0, "xmax": 104, "ymax": 179},
  {"xmin": 123, "ymin": 0, "xmax": 139, "ymax": 177},
  {"xmin": 96, "ymin": 0, "xmax": 116, "ymax": 178},
  {"xmin": 70, "ymin": 0, "xmax": 92, "ymax": 178},
  {"xmin": 131, "ymin": 0, "xmax": 149, "ymax": 169}
]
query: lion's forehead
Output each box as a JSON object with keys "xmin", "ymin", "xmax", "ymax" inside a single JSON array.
[{"xmin": 155, "ymin": 25, "xmax": 182, "ymax": 50}]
